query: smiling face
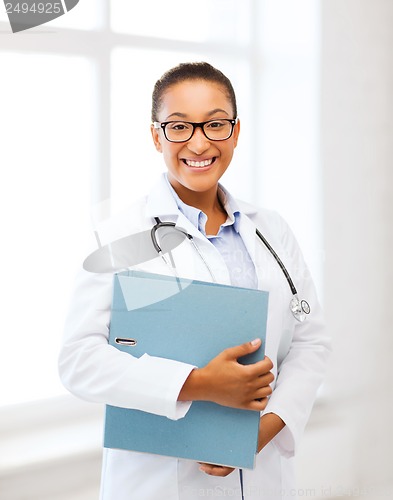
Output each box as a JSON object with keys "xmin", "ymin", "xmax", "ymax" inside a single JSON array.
[{"xmin": 151, "ymin": 79, "xmax": 240, "ymax": 203}]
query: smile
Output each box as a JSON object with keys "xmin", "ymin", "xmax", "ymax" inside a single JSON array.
[{"xmin": 183, "ymin": 158, "xmax": 216, "ymax": 168}]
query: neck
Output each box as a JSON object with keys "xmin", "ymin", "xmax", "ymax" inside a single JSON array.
[
  {"xmin": 169, "ymin": 180, "xmax": 225, "ymax": 216},
  {"xmin": 168, "ymin": 179, "xmax": 227, "ymax": 235}
]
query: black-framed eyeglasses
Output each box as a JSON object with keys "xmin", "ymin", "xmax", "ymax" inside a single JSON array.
[{"xmin": 153, "ymin": 118, "xmax": 238, "ymax": 143}]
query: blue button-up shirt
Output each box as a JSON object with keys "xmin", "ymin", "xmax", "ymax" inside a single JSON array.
[{"xmin": 166, "ymin": 179, "xmax": 258, "ymax": 290}]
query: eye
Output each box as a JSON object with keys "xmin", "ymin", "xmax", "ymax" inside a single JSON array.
[
  {"xmin": 205, "ymin": 120, "xmax": 226, "ymax": 129},
  {"xmin": 167, "ymin": 121, "xmax": 192, "ymax": 131}
]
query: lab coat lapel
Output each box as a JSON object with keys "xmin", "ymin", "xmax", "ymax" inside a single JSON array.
[
  {"xmin": 144, "ymin": 174, "xmax": 228, "ymax": 283},
  {"xmin": 172, "ymin": 211, "xmax": 231, "ymax": 284},
  {"xmin": 144, "ymin": 173, "xmax": 210, "ymax": 243},
  {"xmin": 237, "ymin": 212, "xmax": 256, "ymax": 263},
  {"xmin": 145, "ymin": 174, "xmax": 179, "ymax": 221},
  {"xmin": 237, "ymin": 210, "xmax": 269, "ymax": 291}
]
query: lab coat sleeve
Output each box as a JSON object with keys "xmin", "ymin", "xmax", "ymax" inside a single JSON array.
[
  {"xmin": 262, "ymin": 213, "xmax": 332, "ymax": 458},
  {"xmin": 58, "ymin": 267, "xmax": 196, "ymax": 421}
]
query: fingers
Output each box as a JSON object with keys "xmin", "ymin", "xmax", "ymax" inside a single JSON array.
[
  {"xmin": 248, "ymin": 355, "xmax": 274, "ymax": 376},
  {"xmin": 239, "ymin": 366, "xmax": 274, "ymax": 394},
  {"xmin": 224, "ymin": 341, "xmax": 273, "ymax": 378},
  {"xmin": 254, "ymin": 379, "xmax": 273, "ymax": 397},
  {"xmin": 250, "ymin": 369, "xmax": 275, "ymax": 389},
  {"xmin": 198, "ymin": 347, "xmax": 274, "ymax": 411},
  {"xmin": 247, "ymin": 397, "xmax": 269, "ymax": 412},
  {"xmin": 237, "ymin": 357, "xmax": 274, "ymax": 394},
  {"xmin": 239, "ymin": 364, "xmax": 274, "ymax": 411},
  {"xmin": 238, "ymin": 378, "xmax": 273, "ymax": 411},
  {"xmin": 223, "ymin": 338, "xmax": 262, "ymax": 360},
  {"xmin": 199, "ymin": 463, "xmax": 235, "ymax": 477}
]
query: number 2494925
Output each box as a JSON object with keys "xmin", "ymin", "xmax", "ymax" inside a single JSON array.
[{"xmin": 5, "ymin": 3, "xmax": 63, "ymax": 15}]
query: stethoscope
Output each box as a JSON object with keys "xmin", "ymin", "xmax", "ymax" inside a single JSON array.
[{"xmin": 151, "ymin": 216, "xmax": 311, "ymax": 322}]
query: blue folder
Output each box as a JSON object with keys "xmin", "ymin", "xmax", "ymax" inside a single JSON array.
[{"xmin": 104, "ymin": 270, "xmax": 269, "ymax": 469}]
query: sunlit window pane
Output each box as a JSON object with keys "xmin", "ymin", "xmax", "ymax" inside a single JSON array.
[
  {"xmin": 0, "ymin": 53, "xmax": 95, "ymax": 406},
  {"xmin": 48, "ymin": 0, "xmax": 102, "ymax": 30},
  {"xmin": 257, "ymin": 0, "xmax": 322, "ymax": 292},
  {"xmin": 259, "ymin": 0, "xmax": 319, "ymax": 56},
  {"xmin": 111, "ymin": 0, "xmax": 251, "ymax": 45}
]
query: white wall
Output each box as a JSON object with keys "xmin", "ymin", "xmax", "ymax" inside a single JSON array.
[{"xmin": 297, "ymin": 1, "xmax": 393, "ymax": 498}]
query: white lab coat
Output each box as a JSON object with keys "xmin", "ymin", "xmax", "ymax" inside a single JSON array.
[{"xmin": 59, "ymin": 174, "xmax": 331, "ymax": 500}]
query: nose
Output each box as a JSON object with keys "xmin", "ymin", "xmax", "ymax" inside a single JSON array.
[{"xmin": 187, "ymin": 126, "xmax": 210, "ymax": 154}]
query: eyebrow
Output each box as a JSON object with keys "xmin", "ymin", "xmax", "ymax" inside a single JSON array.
[{"xmin": 164, "ymin": 108, "xmax": 230, "ymax": 121}]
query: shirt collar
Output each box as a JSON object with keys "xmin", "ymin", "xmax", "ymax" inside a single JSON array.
[
  {"xmin": 145, "ymin": 173, "xmax": 257, "ymax": 220},
  {"xmin": 217, "ymin": 183, "xmax": 241, "ymax": 233},
  {"xmin": 164, "ymin": 174, "xmax": 241, "ymax": 234}
]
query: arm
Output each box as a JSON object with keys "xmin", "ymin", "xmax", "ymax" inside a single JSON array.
[
  {"xmin": 257, "ymin": 412, "xmax": 285, "ymax": 452},
  {"xmin": 199, "ymin": 210, "xmax": 331, "ymax": 476},
  {"xmin": 60, "ymin": 270, "xmax": 274, "ymax": 420},
  {"xmin": 59, "ymin": 268, "xmax": 197, "ymax": 420},
  {"xmin": 183, "ymin": 339, "xmax": 278, "ymax": 478},
  {"xmin": 260, "ymin": 212, "xmax": 331, "ymax": 457},
  {"xmin": 199, "ymin": 413, "xmax": 285, "ymax": 477}
]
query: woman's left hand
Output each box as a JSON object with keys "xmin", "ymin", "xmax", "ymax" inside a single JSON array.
[
  {"xmin": 198, "ymin": 463, "xmax": 235, "ymax": 477},
  {"xmin": 198, "ymin": 413, "xmax": 286, "ymax": 478}
]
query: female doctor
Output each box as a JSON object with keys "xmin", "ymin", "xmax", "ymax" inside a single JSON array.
[{"xmin": 59, "ymin": 62, "xmax": 331, "ymax": 499}]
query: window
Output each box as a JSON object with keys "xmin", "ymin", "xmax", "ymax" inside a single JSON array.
[
  {"xmin": 0, "ymin": 0, "xmax": 321, "ymax": 408},
  {"xmin": 110, "ymin": 0, "xmax": 251, "ymax": 44},
  {"xmin": 257, "ymin": 0, "xmax": 323, "ymax": 292},
  {"xmin": 0, "ymin": 52, "xmax": 94, "ymax": 405}
]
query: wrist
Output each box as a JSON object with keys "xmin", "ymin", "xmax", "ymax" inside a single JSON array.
[
  {"xmin": 257, "ymin": 413, "xmax": 286, "ymax": 453},
  {"xmin": 178, "ymin": 367, "xmax": 206, "ymax": 402}
]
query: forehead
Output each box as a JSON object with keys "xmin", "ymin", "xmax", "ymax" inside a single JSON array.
[{"xmin": 158, "ymin": 80, "xmax": 233, "ymax": 120}]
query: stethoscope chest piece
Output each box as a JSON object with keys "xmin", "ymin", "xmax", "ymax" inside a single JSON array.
[{"xmin": 290, "ymin": 295, "xmax": 311, "ymax": 322}]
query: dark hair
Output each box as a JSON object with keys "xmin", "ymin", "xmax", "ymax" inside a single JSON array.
[{"xmin": 151, "ymin": 62, "xmax": 237, "ymax": 122}]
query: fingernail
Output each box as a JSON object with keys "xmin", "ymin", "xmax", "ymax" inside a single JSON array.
[{"xmin": 251, "ymin": 338, "xmax": 260, "ymax": 346}]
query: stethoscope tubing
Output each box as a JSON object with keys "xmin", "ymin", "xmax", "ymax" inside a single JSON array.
[
  {"xmin": 255, "ymin": 228, "xmax": 297, "ymax": 296},
  {"xmin": 151, "ymin": 217, "xmax": 310, "ymax": 321}
]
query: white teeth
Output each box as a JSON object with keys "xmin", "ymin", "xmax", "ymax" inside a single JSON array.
[{"xmin": 185, "ymin": 158, "xmax": 213, "ymax": 167}]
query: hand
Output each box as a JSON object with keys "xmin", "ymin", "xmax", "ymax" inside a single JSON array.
[
  {"xmin": 179, "ymin": 338, "xmax": 274, "ymax": 411},
  {"xmin": 198, "ymin": 414, "xmax": 286, "ymax": 478},
  {"xmin": 198, "ymin": 463, "xmax": 235, "ymax": 477}
]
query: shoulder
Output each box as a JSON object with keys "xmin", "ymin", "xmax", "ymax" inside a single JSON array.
[
  {"xmin": 236, "ymin": 199, "xmax": 287, "ymax": 235},
  {"xmin": 221, "ymin": 183, "xmax": 286, "ymax": 234},
  {"xmin": 236, "ymin": 198, "xmax": 303, "ymax": 258}
]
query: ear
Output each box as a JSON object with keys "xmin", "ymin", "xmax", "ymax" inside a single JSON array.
[
  {"xmin": 151, "ymin": 124, "xmax": 163, "ymax": 153},
  {"xmin": 233, "ymin": 119, "xmax": 240, "ymax": 148}
]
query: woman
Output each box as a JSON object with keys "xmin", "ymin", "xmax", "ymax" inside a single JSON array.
[{"xmin": 59, "ymin": 62, "xmax": 331, "ymax": 499}]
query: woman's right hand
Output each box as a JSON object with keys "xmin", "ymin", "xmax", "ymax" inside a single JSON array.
[{"xmin": 178, "ymin": 339, "xmax": 274, "ymax": 411}]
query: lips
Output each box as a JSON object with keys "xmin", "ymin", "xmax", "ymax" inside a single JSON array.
[{"xmin": 182, "ymin": 157, "xmax": 216, "ymax": 168}]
